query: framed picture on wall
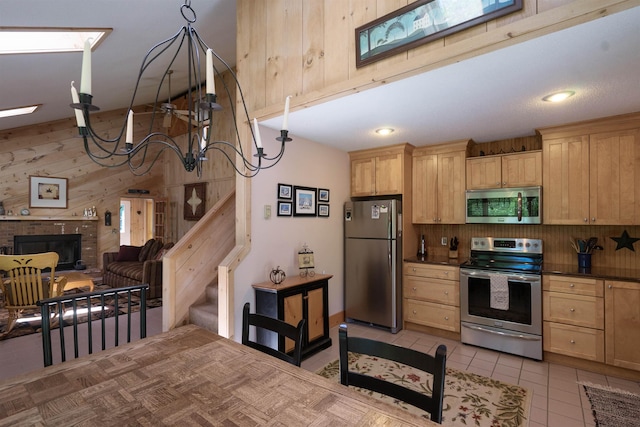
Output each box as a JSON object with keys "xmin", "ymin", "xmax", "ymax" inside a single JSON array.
[
  {"xmin": 29, "ymin": 176, "xmax": 68, "ymax": 208},
  {"xmin": 277, "ymin": 201, "xmax": 292, "ymax": 216},
  {"xmin": 318, "ymin": 204, "xmax": 330, "ymax": 217},
  {"xmin": 278, "ymin": 183, "xmax": 292, "ymax": 200},
  {"xmin": 184, "ymin": 182, "xmax": 206, "ymax": 220},
  {"xmin": 293, "ymin": 186, "xmax": 317, "ymax": 216},
  {"xmin": 318, "ymin": 188, "xmax": 330, "ymax": 202}
]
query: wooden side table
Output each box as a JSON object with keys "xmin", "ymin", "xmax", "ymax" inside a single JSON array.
[
  {"xmin": 252, "ymin": 274, "xmax": 333, "ymax": 360},
  {"xmin": 61, "ymin": 271, "xmax": 95, "ymax": 292}
]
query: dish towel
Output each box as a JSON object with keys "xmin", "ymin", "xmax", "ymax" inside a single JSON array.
[{"xmin": 489, "ymin": 274, "xmax": 509, "ymax": 310}]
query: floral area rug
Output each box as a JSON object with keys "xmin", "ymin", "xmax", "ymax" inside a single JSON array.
[
  {"xmin": 317, "ymin": 352, "xmax": 531, "ymax": 427},
  {"xmin": 580, "ymin": 382, "xmax": 640, "ymax": 427},
  {"xmin": 0, "ymin": 283, "xmax": 161, "ymax": 341}
]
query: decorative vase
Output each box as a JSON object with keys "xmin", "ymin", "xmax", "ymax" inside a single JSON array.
[{"xmin": 577, "ymin": 253, "xmax": 592, "ymax": 269}]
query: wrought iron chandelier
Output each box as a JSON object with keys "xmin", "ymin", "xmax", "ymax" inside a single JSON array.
[{"xmin": 70, "ymin": 0, "xmax": 291, "ymax": 177}]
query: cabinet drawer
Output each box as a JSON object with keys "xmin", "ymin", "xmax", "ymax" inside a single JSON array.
[
  {"xmin": 543, "ymin": 291, "xmax": 604, "ymax": 329},
  {"xmin": 543, "ymin": 322, "xmax": 604, "ymax": 362},
  {"xmin": 405, "ymin": 299, "xmax": 460, "ymax": 332},
  {"xmin": 404, "ymin": 263, "xmax": 459, "ymax": 281},
  {"xmin": 403, "ymin": 276, "xmax": 459, "ymax": 306},
  {"xmin": 543, "ymin": 275, "xmax": 603, "ymax": 297}
]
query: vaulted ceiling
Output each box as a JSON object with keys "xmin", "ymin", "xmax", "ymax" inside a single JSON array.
[{"xmin": 2, "ymin": 2, "xmax": 639, "ymax": 153}]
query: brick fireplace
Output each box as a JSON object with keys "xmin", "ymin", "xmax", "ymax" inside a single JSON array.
[{"xmin": 0, "ymin": 219, "xmax": 98, "ymax": 269}]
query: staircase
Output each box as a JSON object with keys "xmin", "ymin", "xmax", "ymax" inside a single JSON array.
[{"xmin": 188, "ymin": 283, "xmax": 219, "ymax": 333}]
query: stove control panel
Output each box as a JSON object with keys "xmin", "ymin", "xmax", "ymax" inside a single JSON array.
[{"xmin": 470, "ymin": 237, "xmax": 543, "ymax": 254}]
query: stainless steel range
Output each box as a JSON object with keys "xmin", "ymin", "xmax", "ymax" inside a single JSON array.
[{"xmin": 460, "ymin": 237, "xmax": 543, "ymax": 360}]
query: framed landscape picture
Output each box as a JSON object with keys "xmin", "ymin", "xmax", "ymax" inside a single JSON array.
[
  {"xmin": 277, "ymin": 201, "xmax": 292, "ymax": 216},
  {"xmin": 293, "ymin": 186, "xmax": 317, "ymax": 216},
  {"xmin": 278, "ymin": 183, "xmax": 292, "ymax": 200},
  {"xmin": 29, "ymin": 176, "xmax": 68, "ymax": 208},
  {"xmin": 318, "ymin": 204, "xmax": 330, "ymax": 217}
]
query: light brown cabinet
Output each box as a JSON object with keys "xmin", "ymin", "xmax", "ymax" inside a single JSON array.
[
  {"xmin": 540, "ymin": 112, "xmax": 640, "ymax": 225},
  {"xmin": 605, "ymin": 280, "xmax": 640, "ymax": 371},
  {"xmin": 412, "ymin": 141, "xmax": 469, "ymax": 224},
  {"xmin": 403, "ymin": 263, "xmax": 460, "ymax": 332},
  {"xmin": 466, "ymin": 151, "xmax": 542, "ymax": 189},
  {"xmin": 349, "ymin": 143, "xmax": 413, "ymax": 197},
  {"xmin": 543, "ymin": 275, "xmax": 604, "ymax": 362}
]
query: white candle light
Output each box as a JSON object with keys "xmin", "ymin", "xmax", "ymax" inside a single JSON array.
[
  {"xmin": 206, "ymin": 49, "xmax": 215, "ymax": 95},
  {"xmin": 70, "ymin": 81, "xmax": 86, "ymax": 127},
  {"xmin": 80, "ymin": 39, "xmax": 92, "ymax": 95},
  {"xmin": 253, "ymin": 118, "xmax": 263, "ymax": 149},
  {"xmin": 282, "ymin": 95, "xmax": 291, "ymax": 131},
  {"xmin": 200, "ymin": 126, "xmax": 208, "ymax": 151},
  {"xmin": 126, "ymin": 110, "xmax": 134, "ymax": 143}
]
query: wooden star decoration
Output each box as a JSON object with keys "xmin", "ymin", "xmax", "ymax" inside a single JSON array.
[{"xmin": 610, "ymin": 230, "xmax": 640, "ymax": 251}]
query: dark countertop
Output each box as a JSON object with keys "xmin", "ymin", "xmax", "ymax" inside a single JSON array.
[
  {"xmin": 404, "ymin": 255, "xmax": 467, "ymax": 267},
  {"xmin": 543, "ymin": 263, "xmax": 640, "ymax": 283}
]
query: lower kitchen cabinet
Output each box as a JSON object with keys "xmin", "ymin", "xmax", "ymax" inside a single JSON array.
[
  {"xmin": 605, "ymin": 280, "xmax": 640, "ymax": 371},
  {"xmin": 403, "ymin": 263, "xmax": 460, "ymax": 332},
  {"xmin": 543, "ymin": 275, "xmax": 604, "ymax": 362},
  {"xmin": 252, "ymin": 274, "xmax": 332, "ymax": 360}
]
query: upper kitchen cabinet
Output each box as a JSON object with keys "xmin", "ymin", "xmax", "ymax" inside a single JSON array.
[
  {"xmin": 540, "ymin": 112, "xmax": 640, "ymax": 225},
  {"xmin": 466, "ymin": 151, "xmax": 542, "ymax": 190},
  {"xmin": 413, "ymin": 140, "xmax": 470, "ymax": 224},
  {"xmin": 349, "ymin": 143, "xmax": 414, "ymax": 197}
]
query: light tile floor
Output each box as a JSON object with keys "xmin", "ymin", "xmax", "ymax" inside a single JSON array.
[
  {"xmin": 2, "ymin": 314, "xmax": 638, "ymax": 427},
  {"xmin": 301, "ymin": 323, "xmax": 640, "ymax": 427}
]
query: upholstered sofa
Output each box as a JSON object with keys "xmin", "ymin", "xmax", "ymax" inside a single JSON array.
[{"xmin": 102, "ymin": 238, "xmax": 173, "ymax": 299}]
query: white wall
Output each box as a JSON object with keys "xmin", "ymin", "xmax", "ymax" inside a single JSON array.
[{"xmin": 232, "ymin": 126, "xmax": 350, "ymax": 341}]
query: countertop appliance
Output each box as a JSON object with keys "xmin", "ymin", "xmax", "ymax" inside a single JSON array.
[
  {"xmin": 460, "ymin": 237, "xmax": 543, "ymax": 360},
  {"xmin": 466, "ymin": 186, "xmax": 542, "ymax": 224},
  {"xmin": 344, "ymin": 199, "xmax": 402, "ymax": 333}
]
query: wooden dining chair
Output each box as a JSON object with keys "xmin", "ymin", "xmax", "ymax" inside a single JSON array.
[
  {"xmin": 338, "ymin": 323, "xmax": 447, "ymax": 423},
  {"xmin": 0, "ymin": 252, "xmax": 67, "ymax": 335},
  {"xmin": 241, "ymin": 302, "xmax": 306, "ymax": 366}
]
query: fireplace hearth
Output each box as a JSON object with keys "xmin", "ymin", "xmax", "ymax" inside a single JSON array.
[{"xmin": 14, "ymin": 234, "xmax": 81, "ymax": 271}]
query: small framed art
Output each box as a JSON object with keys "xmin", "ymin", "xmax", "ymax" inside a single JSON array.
[
  {"xmin": 277, "ymin": 201, "xmax": 292, "ymax": 216},
  {"xmin": 293, "ymin": 186, "xmax": 317, "ymax": 216},
  {"xmin": 318, "ymin": 204, "xmax": 330, "ymax": 217},
  {"xmin": 278, "ymin": 183, "xmax": 292, "ymax": 200},
  {"xmin": 318, "ymin": 188, "xmax": 330, "ymax": 202},
  {"xmin": 29, "ymin": 176, "xmax": 68, "ymax": 208},
  {"xmin": 184, "ymin": 182, "xmax": 206, "ymax": 220}
]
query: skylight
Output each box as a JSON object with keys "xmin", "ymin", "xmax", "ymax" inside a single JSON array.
[
  {"xmin": 0, "ymin": 105, "xmax": 40, "ymax": 118},
  {"xmin": 0, "ymin": 28, "xmax": 110, "ymax": 55}
]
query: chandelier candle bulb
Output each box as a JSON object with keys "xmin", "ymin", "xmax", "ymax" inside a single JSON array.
[
  {"xmin": 206, "ymin": 48, "xmax": 215, "ymax": 95},
  {"xmin": 70, "ymin": 82, "xmax": 85, "ymax": 127},
  {"xmin": 282, "ymin": 96, "xmax": 291, "ymax": 131},
  {"xmin": 80, "ymin": 39, "xmax": 92, "ymax": 95},
  {"xmin": 200, "ymin": 125, "xmax": 208, "ymax": 151},
  {"xmin": 253, "ymin": 118, "xmax": 263, "ymax": 148},
  {"xmin": 125, "ymin": 110, "xmax": 134, "ymax": 143}
]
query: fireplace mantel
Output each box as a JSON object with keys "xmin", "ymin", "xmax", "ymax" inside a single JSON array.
[{"xmin": 0, "ymin": 215, "xmax": 99, "ymax": 221}]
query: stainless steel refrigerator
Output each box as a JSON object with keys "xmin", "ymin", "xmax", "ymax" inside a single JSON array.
[{"xmin": 344, "ymin": 199, "xmax": 402, "ymax": 333}]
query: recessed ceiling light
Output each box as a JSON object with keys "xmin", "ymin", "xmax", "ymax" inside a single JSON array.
[
  {"xmin": 375, "ymin": 128, "xmax": 395, "ymax": 136},
  {"xmin": 0, "ymin": 27, "xmax": 110, "ymax": 55},
  {"xmin": 542, "ymin": 91, "xmax": 575, "ymax": 103},
  {"xmin": 0, "ymin": 105, "xmax": 40, "ymax": 118}
]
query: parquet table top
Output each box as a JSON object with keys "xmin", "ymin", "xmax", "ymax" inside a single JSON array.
[{"xmin": 0, "ymin": 325, "xmax": 433, "ymax": 426}]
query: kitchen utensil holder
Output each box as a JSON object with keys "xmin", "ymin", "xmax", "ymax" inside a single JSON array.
[{"xmin": 577, "ymin": 253, "xmax": 592, "ymax": 269}]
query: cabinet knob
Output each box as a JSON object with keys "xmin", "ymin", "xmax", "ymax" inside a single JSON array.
[
  {"xmin": 608, "ymin": 285, "xmax": 613, "ymax": 289},
  {"xmin": 496, "ymin": 182, "xmax": 501, "ymax": 186},
  {"xmin": 570, "ymin": 308, "xmax": 575, "ymax": 312},
  {"xmin": 584, "ymin": 218, "xmax": 588, "ymax": 222},
  {"xmin": 444, "ymin": 316, "xmax": 449, "ymax": 320},
  {"xmin": 444, "ymin": 271, "xmax": 449, "ymax": 276},
  {"xmin": 412, "ymin": 268, "xmax": 416, "ymax": 272},
  {"xmin": 591, "ymin": 217, "xmax": 596, "ymax": 222},
  {"xmin": 502, "ymin": 181, "xmax": 507, "ymax": 186},
  {"xmin": 570, "ymin": 339, "xmax": 576, "ymax": 344},
  {"xmin": 412, "ymin": 287, "xmax": 417, "ymax": 291},
  {"xmin": 570, "ymin": 283, "xmax": 575, "ymax": 287},
  {"xmin": 444, "ymin": 291, "xmax": 449, "ymax": 295},
  {"xmin": 412, "ymin": 310, "xmax": 417, "ymax": 314}
]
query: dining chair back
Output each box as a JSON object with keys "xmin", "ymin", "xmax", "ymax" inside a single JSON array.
[
  {"xmin": 0, "ymin": 252, "xmax": 67, "ymax": 335},
  {"xmin": 38, "ymin": 284, "xmax": 149, "ymax": 367},
  {"xmin": 242, "ymin": 302, "xmax": 306, "ymax": 366},
  {"xmin": 338, "ymin": 323, "xmax": 447, "ymax": 423}
]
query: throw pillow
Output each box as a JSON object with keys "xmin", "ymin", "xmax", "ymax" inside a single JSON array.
[
  {"xmin": 116, "ymin": 245, "xmax": 142, "ymax": 262},
  {"xmin": 147, "ymin": 239, "xmax": 164, "ymax": 260},
  {"xmin": 138, "ymin": 239, "xmax": 156, "ymax": 262}
]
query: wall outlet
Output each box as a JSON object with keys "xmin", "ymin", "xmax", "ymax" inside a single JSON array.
[{"xmin": 441, "ymin": 237, "xmax": 448, "ymax": 246}]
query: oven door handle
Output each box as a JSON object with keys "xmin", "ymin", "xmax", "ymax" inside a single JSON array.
[
  {"xmin": 462, "ymin": 323, "xmax": 541, "ymax": 341},
  {"xmin": 460, "ymin": 270, "xmax": 541, "ymax": 283}
]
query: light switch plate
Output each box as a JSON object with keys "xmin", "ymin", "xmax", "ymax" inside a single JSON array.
[
  {"xmin": 441, "ymin": 237, "xmax": 448, "ymax": 246},
  {"xmin": 264, "ymin": 204, "xmax": 271, "ymax": 219}
]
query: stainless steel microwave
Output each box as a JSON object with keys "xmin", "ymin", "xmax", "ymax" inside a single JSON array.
[{"xmin": 466, "ymin": 186, "xmax": 542, "ymax": 224}]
